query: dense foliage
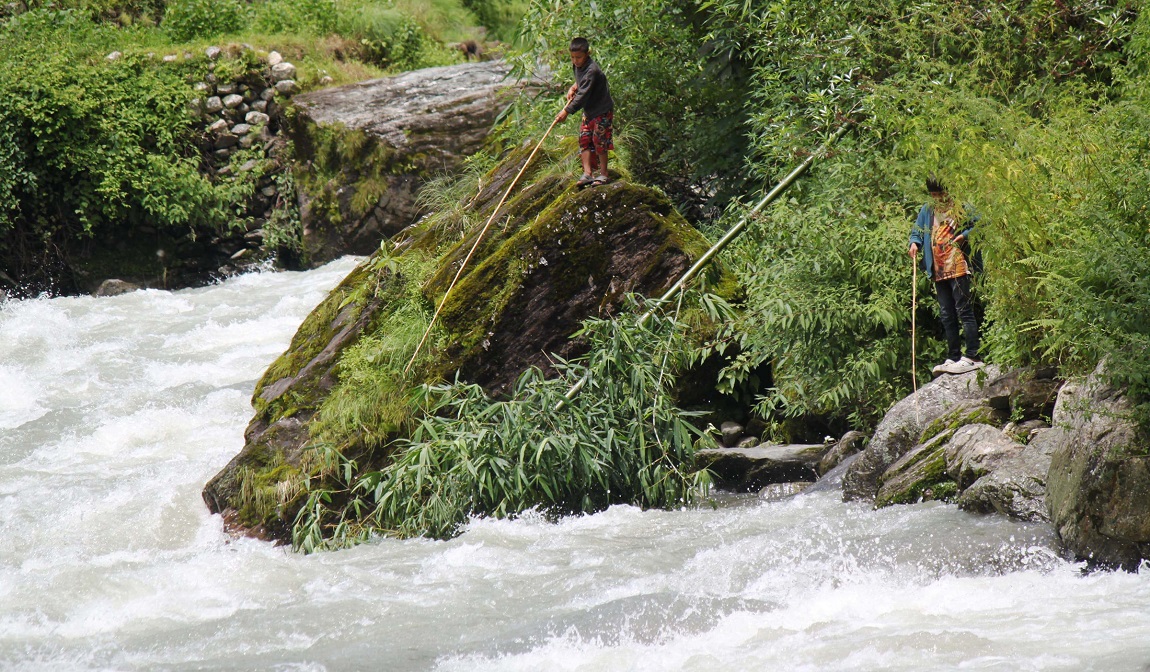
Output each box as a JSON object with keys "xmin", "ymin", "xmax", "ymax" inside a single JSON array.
[
  {"xmin": 294, "ymin": 300, "xmax": 711, "ymax": 550},
  {"xmin": 517, "ymin": 0, "xmax": 1148, "ymax": 433}
]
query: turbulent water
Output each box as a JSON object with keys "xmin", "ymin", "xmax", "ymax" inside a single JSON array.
[{"xmin": 2, "ymin": 258, "xmax": 1149, "ymax": 671}]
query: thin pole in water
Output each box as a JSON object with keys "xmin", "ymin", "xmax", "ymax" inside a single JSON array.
[
  {"xmin": 404, "ymin": 113, "xmax": 563, "ymax": 375},
  {"xmin": 555, "ymin": 124, "xmax": 853, "ymax": 410}
]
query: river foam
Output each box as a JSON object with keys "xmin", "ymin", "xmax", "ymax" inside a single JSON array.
[{"xmin": 2, "ymin": 258, "xmax": 1148, "ymax": 671}]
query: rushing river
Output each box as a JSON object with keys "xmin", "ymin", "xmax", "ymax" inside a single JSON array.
[{"xmin": 2, "ymin": 258, "xmax": 1149, "ymax": 671}]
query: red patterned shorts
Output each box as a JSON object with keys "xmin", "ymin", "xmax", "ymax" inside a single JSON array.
[{"xmin": 579, "ymin": 111, "xmax": 614, "ymax": 153}]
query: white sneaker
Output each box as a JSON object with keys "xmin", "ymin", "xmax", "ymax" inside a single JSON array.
[
  {"xmin": 945, "ymin": 356, "xmax": 984, "ymax": 374},
  {"xmin": 932, "ymin": 359, "xmax": 956, "ymax": 375}
]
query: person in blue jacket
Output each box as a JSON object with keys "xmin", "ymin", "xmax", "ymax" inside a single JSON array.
[{"xmin": 909, "ymin": 177, "xmax": 984, "ymax": 375}]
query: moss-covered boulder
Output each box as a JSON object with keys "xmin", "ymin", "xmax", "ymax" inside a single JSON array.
[
  {"xmin": 202, "ymin": 146, "xmax": 728, "ymax": 542},
  {"xmin": 287, "ymin": 61, "xmax": 535, "ymax": 266},
  {"xmin": 874, "ymin": 432, "xmax": 956, "ymax": 507}
]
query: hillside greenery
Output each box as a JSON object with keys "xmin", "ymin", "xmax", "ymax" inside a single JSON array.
[
  {"xmin": 0, "ymin": 0, "xmax": 518, "ymax": 293},
  {"xmin": 514, "ymin": 0, "xmax": 1149, "ymax": 434}
]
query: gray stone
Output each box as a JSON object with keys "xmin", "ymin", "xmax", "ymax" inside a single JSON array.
[
  {"xmin": 874, "ymin": 432, "xmax": 955, "ymax": 507},
  {"xmin": 958, "ymin": 427, "xmax": 1058, "ymax": 522},
  {"xmin": 245, "ymin": 111, "xmax": 270, "ymax": 126},
  {"xmin": 274, "ymin": 79, "xmax": 298, "ymax": 95},
  {"xmin": 205, "ymin": 96, "xmax": 224, "ymax": 114},
  {"xmin": 106, "ymin": 51, "xmax": 122, "ymax": 61},
  {"xmin": 320, "ymin": 75, "xmax": 334, "ymax": 85},
  {"xmin": 208, "ymin": 118, "xmax": 229, "ymax": 133},
  {"xmin": 1046, "ymin": 362, "xmax": 1150, "ymax": 569},
  {"xmin": 214, "ymin": 148, "xmax": 232, "ymax": 160},
  {"xmin": 216, "ymin": 82, "xmax": 237, "ymax": 95},
  {"xmin": 290, "ymin": 61, "xmax": 540, "ymax": 263},
  {"xmin": 696, "ymin": 444, "xmax": 830, "ymax": 491},
  {"xmin": 944, "ymin": 424, "xmax": 1023, "ymax": 489},
  {"xmin": 94, "ymin": 279, "xmax": 140, "ymax": 297},
  {"xmin": 842, "ymin": 367, "xmax": 1003, "ymax": 502},
  {"xmin": 260, "ymin": 87, "xmax": 277, "ymax": 101},
  {"xmin": 720, "ymin": 421, "xmax": 745, "ymax": 447},
  {"xmin": 252, "ymin": 100, "xmax": 268, "ymax": 113},
  {"xmin": 205, "ymin": 46, "xmax": 221, "ymax": 60},
  {"xmin": 239, "ymin": 134, "xmax": 257, "ymax": 149},
  {"xmin": 261, "ymin": 185, "xmax": 278, "ymax": 197},
  {"xmin": 239, "ymin": 159, "xmax": 258, "ymax": 172},
  {"xmin": 230, "ymin": 248, "xmax": 252, "ymax": 260},
  {"xmin": 163, "ymin": 54, "xmax": 178, "ymax": 63},
  {"xmin": 817, "ymin": 430, "xmax": 867, "ymax": 476},
  {"xmin": 194, "ymin": 82, "xmax": 210, "ymax": 92},
  {"xmin": 806, "ymin": 453, "xmax": 862, "ymax": 493},
  {"xmin": 759, "ymin": 482, "xmax": 813, "ymax": 502},
  {"xmin": 223, "ymin": 94, "xmax": 244, "ymax": 109},
  {"xmin": 231, "ymin": 123, "xmax": 252, "ymax": 136},
  {"xmin": 267, "ymin": 50, "xmax": 283, "ymax": 66},
  {"xmin": 214, "ymin": 134, "xmax": 239, "ymax": 150},
  {"xmin": 736, "ymin": 436, "xmax": 760, "ymax": 448},
  {"xmin": 271, "ymin": 62, "xmax": 297, "ymax": 82}
]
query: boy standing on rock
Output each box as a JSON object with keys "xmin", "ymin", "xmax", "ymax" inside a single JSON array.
[
  {"xmin": 555, "ymin": 37, "xmax": 614, "ymax": 187},
  {"xmin": 908, "ymin": 177, "xmax": 984, "ymax": 375}
]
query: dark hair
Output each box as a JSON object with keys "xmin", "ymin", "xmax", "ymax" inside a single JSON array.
[
  {"xmin": 926, "ymin": 175, "xmax": 947, "ymax": 194},
  {"xmin": 569, "ymin": 37, "xmax": 590, "ymax": 53}
]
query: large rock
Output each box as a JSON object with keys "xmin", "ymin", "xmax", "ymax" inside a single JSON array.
[
  {"xmin": 957, "ymin": 426, "xmax": 1058, "ymax": 521},
  {"xmin": 696, "ymin": 444, "xmax": 829, "ymax": 491},
  {"xmin": 874, "ymin": 432, "xmax": 955, "ymax": 507},
  {"xmin": 203, "ymin": 150, "xmax": 727, "ymax": 541},
  {"xmin": 1046, "ymin": 363, "xmax": 1150, "ymax": 569},
  {"xmin": 842, "ymin": 369, "xmax": 1003, "ymax": 501},
  {"xmin": 944, "ymin": 423, "xmax": 1022, "ymax": 489},
  {"xmin": 288, "ymin": 61, "xmax": 540, "ymax": 266}
]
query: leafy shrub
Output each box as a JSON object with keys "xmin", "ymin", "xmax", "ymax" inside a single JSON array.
[
  {"xmin": 249, "ymin": 0, "xmax": 337, "ymax": 36},
  {"xmin": 335, "ymin": 2, "xmax": 427, "ymax": 69},
  {"xmin": 293, "ymin": 298, "xmax": 711, "ymax": 550},
  {"xmin": 161, "ymin": 0, "xmax": 244, "ymax": 41}
]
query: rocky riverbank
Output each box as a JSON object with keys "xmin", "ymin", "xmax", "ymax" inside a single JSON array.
[{"xmin": 703, "ymin": 363, "xmax": 1150, "ymax": 570}]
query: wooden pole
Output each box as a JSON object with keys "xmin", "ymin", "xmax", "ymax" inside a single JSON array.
[{"xmin": 404, "ymin": 114, "xmax": 563, "ymax": 375}]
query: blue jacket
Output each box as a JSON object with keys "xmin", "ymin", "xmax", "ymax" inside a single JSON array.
[{"xmin": 909, "ymin": 203, "xmax": 978, "ymax": 278}]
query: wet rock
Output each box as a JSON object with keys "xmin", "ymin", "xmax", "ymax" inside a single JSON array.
[
  {"xmin": 759, "ymin": 482, "xmax": 813, "ymax": 501},
  {"xmin": 205, "ymin": 163, "xmax": 726, "ymax": 539},
  {"xmin": 1046, "ymin": 362, "xmax": 1150, "ymax": 569},
  {"xmin": 720, "ymin": 421, "xmax": 744, "ymax": 447},
  {"xmin": 843, "ymin": 368, "xmax": 1003, "ymax": 502},
  {"xmin": 874, "ymin": 432, "xmax": 955, "ymax": 507},
  {"xmin": 94, "ymin": 279, "xmax": 140, "ymax": 297},
  {"xmin": 944, "ymin": 423, "xmax": 1023, "ymax": 489},
  {"xmin": 697, "ymin": 443, "xmax": 830, "ymax": 492},
  {"xmin": 817, "ymin": 430, "xmax": 866, "ymax": 476},
  {"xmin": 958, "ymin": 427, "xmax": 1058, "ymax": 522}
]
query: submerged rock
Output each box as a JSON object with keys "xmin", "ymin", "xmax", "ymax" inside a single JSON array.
[
  {"xmin": 696, "ymin": 443, "xmax": 829, "ymax": 491},
  {"xmin": 1046, "ymin": 362, "xmax": 1150, "ymax": 569}
]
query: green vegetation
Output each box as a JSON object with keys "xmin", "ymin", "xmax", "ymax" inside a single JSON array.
[
  {"xmin": 294, "ymin": 305, "xmax": 712, "ymax": 550},
  {"xmin": 516, "ymin": 0, "xmax": 1149, "ymax": 436},
  {"xmin": 1, "ymin": 0, "xmax": 522, "ymax": 294}
]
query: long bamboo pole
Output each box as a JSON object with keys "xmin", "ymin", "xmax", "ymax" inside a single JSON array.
[
  {"xmin": 404, "ymin": 114, "xmax": 563, "ymax": 375},
  {"xmin": 555, "ymin": 124, "xmax": 852, "ymax": 410}
]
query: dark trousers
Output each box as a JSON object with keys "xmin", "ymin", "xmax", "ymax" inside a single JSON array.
[{"xmin": 936, "ymin": 275, "xmax": 979, "ymax": 361}]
